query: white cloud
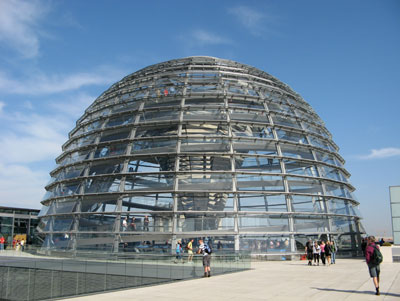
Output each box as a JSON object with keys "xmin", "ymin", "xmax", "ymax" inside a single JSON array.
[
  {"xmin": 0, "ymin": 112, "xmax": 68, "ymax": 164},
  {"xmin": 50, "ymin": 92, "xmax": 95, "ymax": 118},
  {"xmin": 0, "ymin": 162, "xmax": 47, "ymax": 208},
  {"xmin": 192, "ymin": 29, "xmax": 231, "ymax": 46},
  {"xmin": 0, "ymin": 0, "xmax": 48, "ymax": 58},
  {"xmin": 359, "ymin": 147, "xmax": 400, "ymax": 160},
  {"xmin": 0, "ymin": 101, "xmax": 5, "ymax": 113},
  {"xmin": 228, "ymin": 5, "xmax": 277, "ymax": 37},
  {"xmin": 0, "ymin": 66, "xmax": 125, "ymax": 95}
]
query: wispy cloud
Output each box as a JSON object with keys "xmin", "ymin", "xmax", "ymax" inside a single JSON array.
[
  {"xmin": 359, "ymin": 147, "xmax": 400, "ymax": 160},
  {"xmin": 0, "ymin": 0, "xmax": 49, "ymax": 58},
  {"xmin": 228, "ymin": 5, "xmax": 277, "ymax": 37},
  {"xmin": 0, "ymin": 101, "xmax": 5, "ymax": 113},
  {"xmin": 192, "ymin": 29, "xmax": 232, "ymax": 46},
  {"xmin": 0, "ymin": 66, "xmax": 126, "ymax": 95}
]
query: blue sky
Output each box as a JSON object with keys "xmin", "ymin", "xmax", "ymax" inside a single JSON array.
[{"xmin": 0, "ymin": 0, "xmax": 399, "ymax": 237}]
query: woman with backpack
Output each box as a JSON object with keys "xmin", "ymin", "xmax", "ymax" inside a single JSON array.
[{"xmin": 365, "ymin": 236, "xmax": 383, "ymax": 295}]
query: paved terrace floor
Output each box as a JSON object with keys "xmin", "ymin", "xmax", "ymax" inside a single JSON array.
[{"xmin": 67, "ymin": 259, "xmax": 400, "ymax": 301}]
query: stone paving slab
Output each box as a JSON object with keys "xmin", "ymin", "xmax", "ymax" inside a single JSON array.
[{"xmin": 66, "ymin": 259, "xmax": 400, "ymax": 301}]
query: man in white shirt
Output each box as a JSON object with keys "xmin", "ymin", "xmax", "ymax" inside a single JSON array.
[{"xmin": 198, "ymin": 239, "xmax": 211, "ymax": 277}]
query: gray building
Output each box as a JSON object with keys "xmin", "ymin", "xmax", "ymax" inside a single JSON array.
[
  {"xmin": 0, "ymin": 206, "xmax": 40, "ymax": 248},
  {"xmin": 38, "ymin": 57, "xmax": 364, "ymax": 255}
]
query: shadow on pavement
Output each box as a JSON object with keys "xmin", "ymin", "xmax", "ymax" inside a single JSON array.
[{"xmin": 312, "ymin": 287, "xmax": 400, "ymax": 298}]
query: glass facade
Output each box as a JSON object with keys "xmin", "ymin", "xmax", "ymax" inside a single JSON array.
[{"xmin": 40, "ymin": 56, "xmax": 364, "ymax": 254}]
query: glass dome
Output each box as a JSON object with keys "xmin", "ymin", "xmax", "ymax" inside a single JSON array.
[{"xmin": 38, "ymin": 56, "xmax": 364, "ymax": 255}]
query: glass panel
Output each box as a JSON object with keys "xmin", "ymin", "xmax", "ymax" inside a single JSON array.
[
  {"xmin": 308, "ymin": 136, "xmax": 335, "ymax": 151},
  {"xmin": 89, "ymin": 161, "xmax": 124, "ymax": 175},
  {"xmin": 176, "ymin": 215, "xmax": 234, "ymax": 232},
  {"xmin": 229, "ymin": 109, "xmax": 269, "ymax": 123},
  {"xmin": 185, "ymin": 97, "xmax": 223, "ymax": 106},
  {"xmin": 293, "ymin": 216, "xmax": 329, "ymax": 232},
  {"xmin": 228, "ymin": 99, "xmax": 264, "ymax": 109},
  {"xmin": 231, "ymin": 124, "xmax": 273, "ymax": 138},
  {"xmin": 106, "ymin": 114, "xmax": 134, "ymax": 128},
  {"xmin": 144, "ymin": 98, "xmax": 181, "ymax": 109},
  {"xmin": 48, "ymin": 200, "xmax": 77, "ymax": 214},
  {"xmin": 183, "ymin": 109, "xmax": 227, "ymax": 121},
  {"xmin": 111, "ymin": 102, "xmax": 141, "ymax": 114},
  {"xmin": 291, "ymin": 195, "xmax": 325, "ymax": 213},
  {"xmin": 302, "ymin": 122, "xmax": 329, "ymax": 138},
  {"xmin": 233, "ymin": 139, "xmax": 277, "ymax": 155},
  {"xmin": 181, "ymin": 123, "xmax": 228, "ymax": 136},
  {"xmin": 178, "ymin": 174, "xmax": 233, "ymax": 190},
  {"xmin": 52, "ymin": 216, "xmax": 74, "ymax": 232},
  {"xmin": 238, "ymin": 215, "xmax": 289, "ymax": 232},
  {"xmin": 268, "ymin": 102, "xmax": 295, "ymax": 115},
  {"xmin": 392, "ymin": 203, "xmax": 400, "ymax": 216},
  {"xmin": 237, "ymin": 193, "xmax": 287, "ymax": 212},
  {"xmin": 287, "ymin": 176, "xmax": 323, "ymax": 194},
  {"xmin": 180, "ymin": 138, "xmax": 230, "ymax": 153},
  {"xmin": 236, "ymin": 157, "xmax": 281, "ymax": 173},
  {"xmin": 331, "ymin": 217, "xmax": 356, "ymax": 232},
  {"xmin": 76, "ymin": 233, "xmax": 114, "ymax": 252},
  {"xmin": 240, "ymin": 235, "xmax": 290, "ymax": 253},
  {"xmin": 94, "ymin": 143, "xmax": 127, "ymax": 158},
  {"xmin": 284, "ymin": 160, "xmax": 319, "ymax": 176},
  {"xmin": 272, "ymin": 115, "xmax": 301, "ymax": 129},
  {"xmin": 324, "ymin": 183, "xmax": 352, "ymax": 198},
  {"xmin": 55, "ymin": 165, "xmax": 86, "ymax": 181},
  {"xmin": 99, "ymin": 129, "xmax": 130, "ymax": 142},
  {"xmin": 59, "ymin": 149, "xmax": 91, "ymax": 166},
  {"xmin": 85, "ymin": 176, "xmax": 121, "ymax": 193},
  {"xmin": 186, "ymin": 84, "xmax": 218, "ymax": 93},
  {"xmin": 327, "ymin": 198, "xmax": 355, "ymax": 215},
  {"xmin": 179, "ymin": 155, "xmax": 231, "ymax": 171},
  {"xmin": 81, "ymin": 197, "xmax": 118, "ymax": 213},
  {"xmin": 177, "ymin": 193, "xmax": 234, "ymax": 211},
  {"xmin": 315, "ymin": 151, "xmax": 343, "ymax": 167},
  {"xmin": 276, "ymin": 129, "xmax": 308, "ymax": 144},
  {"xmin": 140, "ymin": 110, "xmax": 179, "ymax": 122},
  {"xmin": 128, "ymin": 156, "xmax": 175, "ymax": 173},
  {"xmin": 131, "ymin": 139, "xmax": 177, "ymax": 154},
  {"xmin": 236, "ymin": 175, "xmax": 284, "ymax": 191},
  {"xmin": 122, "ymin": 194, "xmax": 173, "ymax": 211},
  {"xmin": 319, "ymin": 165, "xmax": 347, "ymax": 182},
  {"xmin": 280, "ymin": 144, "xmax": 314, "ymax": 160},
  {"xmin": 59, "ymin": 181, "xmax": 82, "ymax": 196},
  {"xmin": 77, "ymin": 214, "xmax": 115, "ymax": 232},
  {"xmin": 135, "ymin": 124, "xmax": 178, "ymax": 137},
  {"xmin": 124, "ymin": 174, "xmax": 174, "ymax": 191}
]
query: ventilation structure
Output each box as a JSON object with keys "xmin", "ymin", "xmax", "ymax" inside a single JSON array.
[{"xmin": 38, "ymin": 57, "xmax": 364, "ymax": 255}]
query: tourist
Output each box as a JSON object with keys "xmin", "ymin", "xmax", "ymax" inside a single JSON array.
[
  {"xmin": 130, "ymin": 217, "xmax": 136, "ymax": 231},
  {"xmin": 365, "ymin": 236, "xmax": 382, "ymax": 295},
  {"xmin": 313, "ymin": 241, "xmax": 320, "ymax": 266},
  {"xmin": 175, "ymin": 240, "xmax": 183, "ymax": 263},
  {"xmin": 331, "ymin": 241, "xmax": 337, "ymax": 264},
  {"xmin": 20, "ymin": 239, "xmax": 25, "ymax": 252},
  {"xmin": 122, "ymin": 217, "xmax": 128, "ymax": 232},
  {"xmin": 143, "ymin": 215, "xmax": 150, "ymax": 231},
  {"xmin": 320, "ymin": 241, "xmax": 326, "ymax": 265},
  {"xmin": 305, "ymin": 239, "xmax": 313, "ymax": 266},
  {"xmin": 187, "ymin": 239, "xmax": 194, "ymax": 263},
  {"xmin": 361, "ymin": 237, "xmax": 367, "ymax": 256},
  {"xmin": 198, "ymin": 239, "xmax": 212, "ymax": 277},
  {"xmin": 325, "ymin": 241, "xmax": 332, "ymax": 266},
  {"xmin": 0, "ymin": 236, "xmax": 4, "ymax": 251}
]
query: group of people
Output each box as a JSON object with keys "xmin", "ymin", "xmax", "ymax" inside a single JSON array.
[
  {"xmin": 121, "ymin": 215, "xmax": 150, "ymax": 232},
  {"xmin": 305, "ymin": 240, "xmax": 337, "ymax": 266},
  {"xmin": 175, "ymin": 239, "xmax": 212, "ymax": 277}
]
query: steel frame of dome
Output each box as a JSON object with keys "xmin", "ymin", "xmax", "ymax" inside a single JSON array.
[{"xmin": 39, "ymin": 56, "xmax": 364, "ymax": 255}]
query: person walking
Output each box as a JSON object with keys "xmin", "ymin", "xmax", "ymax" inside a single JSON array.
[
  {"xmin": 175, "ymin": 240, "xmax": 183, "ymax": 263},
  {"xmin": 198, "ymin": 239, "xmax": 212, "ymax": 277},
  {"xmin": 331, "ymin": 241, "xmax": 337, "ymax": 264},
  {"xmin": 187, "ymin": 239, "xmax": 194, "ymax": 263},
  {"xmin": 325, "ymin": 241, "xmax": 332, "ymax": 266},
  {"xmin": 313, "ymin": 241, "xmax": 320, "ymax": 266},
  {"xmin": 320, "ymin": 241, "xmax": 326, "ymax": 265},
  {"xmin": 365, "ymin": 236, "xmax": 382, "ymax": 295},
  {"xmin": 305, "ymin": 239, "xmax": 313, "ymax": 266},
  {"xmin": 0, "ymin": 236, "xmax": 4, "ymax": 251}
]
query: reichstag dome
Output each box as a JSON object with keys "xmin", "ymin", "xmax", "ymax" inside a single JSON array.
[{"xmin": 38, "ymin": 56, "xmax": 364, "ymax": 255}]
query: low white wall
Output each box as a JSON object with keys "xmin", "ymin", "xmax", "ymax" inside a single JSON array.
[{"xmin": 380, "ymin": 246, "xmax": 392, "ymax": 263}]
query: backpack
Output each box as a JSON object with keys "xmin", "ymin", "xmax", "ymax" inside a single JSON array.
[
  {"xmin": 204, "ymin": 243, "xmax": 212, "ymax": 254},
  {"xmin": 371, "ymin": 245, "xmax": 383, "ymax": 265}
]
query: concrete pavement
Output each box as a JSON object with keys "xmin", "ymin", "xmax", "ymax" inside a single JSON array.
[{"xmin": 66, "ymin": 259, "xmax": 400, "ymax": 300}]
